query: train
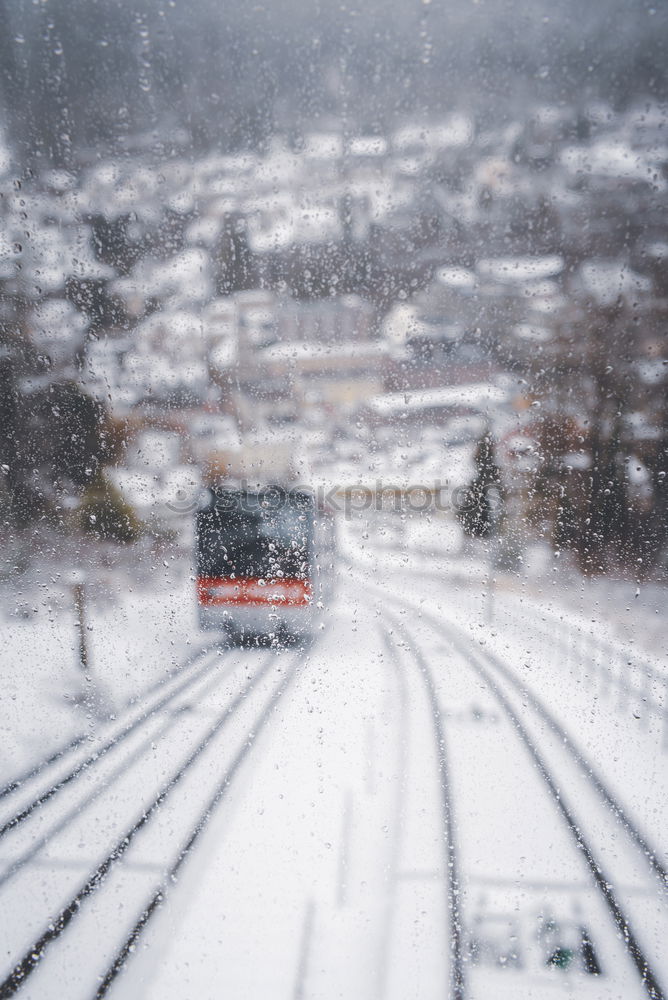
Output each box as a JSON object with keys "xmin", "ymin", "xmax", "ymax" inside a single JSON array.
[{"xmin": 196, "ymin": 485, "xmax": 335, "ymax": 643}]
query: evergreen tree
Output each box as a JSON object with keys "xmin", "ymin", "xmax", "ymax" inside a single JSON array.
[
  {"xmin": 80, "ymin": 476, "xmax": 141, "ymax": 544},
  {"xmin": 457, "ymin": 434, "xmax": 503, "ymax": 539}
]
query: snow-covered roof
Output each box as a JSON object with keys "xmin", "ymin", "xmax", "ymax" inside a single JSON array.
[
  {"xmin": 512, "ymin": 323, "xmax": 552, "ymax": 343},
  {"xmin": 436, "ymin": 267, "xmax": 477, "ymax": 290},
  {"xmin": 134, "ymin": 310, "xmax": 204, "ymax": 354},
  {"xmin": 111, "ymin": 248, "xmax": 213, "ymax": 307},
  {"xmin": 0, "ymin": 234, "xmax": 19, "ymax": 279},
  {"xmin": 645, "ymin": 242, "xmax": 668, "ymax": 261},
  {"xmin": 185, "ymin": 216, "xmax": 223, "ymax": 247},
  {"xmin": 244, "ymin": 189, "xmax": 344, "ymax": 250},
  {"xmin": 129, "ymin": 430, "xmax": 183, "ymax": 469},
  {"xmin": 382, "ymin": 303, "xmax": 421, "ymax": 348},
  {"xmin": 579, "ymin": 261, "xmax": 652, "ymax": 305},
  {"xmin": 347, "ymin": 136, "xmax": 388, "ymax": 158},
  {"xmin": 624, "ymin": 411, "xmax": 663, "ymax": 440},
  {"xmin": 367, "ymin": 383, "xmax": 510, "ymax": 416},
  {"xmin": 259, "ymin": 341, "xmax": 387, "ymax": 363},
  {"xmin": 635, "ymin": 360, "xmax": 667, "ymax": 385},
  {"xmin": 190, "ymin": 413, "xmax": 240, "ymax": 440},
  {"xmin": 392, "ymin": 117, "xmax": 473, "ymax": 152},
  {"xmin": 302, "ymin": 133, "xmax": 343, "ymax": 160},
  {"xmin": 561, "ymin": 140, "xmax": 663, "ymax": 188},
  {"xmin": 561, "ymin": 452, "xmax": 592, "ymax": 471},
  {"xmin": 477, "ymin": 255, "xmax": 564, "ymax": 283},
  {"xmin": 0, "ymin": 129, "xmax": 11, "ymax": 176},
  {"xmin": 29, "ymin": 299, "xmax": 87, "ymax": 359}
]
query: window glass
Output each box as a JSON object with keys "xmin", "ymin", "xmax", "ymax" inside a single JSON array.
[{"xmin": 1, "ymin": 2, "xmax": 667, "ymax": 998}]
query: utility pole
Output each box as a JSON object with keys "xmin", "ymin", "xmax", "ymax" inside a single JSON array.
[
  {"xmin": 72, "ymin": 572, "xmax": 89, "ymax": 672},
  {"xmin": 486, "ymin": 485, "xmax": 503, "ymax": 627}
]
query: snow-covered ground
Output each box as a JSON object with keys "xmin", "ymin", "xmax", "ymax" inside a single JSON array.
[
  {"xmin": 0, "ymin": 544, "xmax": 199, "ymax": 778},
  {"xmin": 0, "ymin": 518, "xmax": 666, "ymax": 999}
]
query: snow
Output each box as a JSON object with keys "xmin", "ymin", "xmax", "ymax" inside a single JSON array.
[
  {"xmin": 0, "ymin": 131, "xmax": 11, "ymax": 176},
  {"xmin": 259, "ymin": 341, "xmax": 388, "ymax": 363},
  {"xmin": 579, "ymin": 261, "xmax": 652, "ymax": 306},
  {"xmin": 367, "ymin": 383, "xmax": 510, "ymax": 416},
  {"xmin": 302, "ymin": 133, "xmax": 344, "ymax": 160},
  {"xmin": 0, "ymin": 558, "xmax": 197, "ymax": 778},
  {"xmin": 1, "ymin": 528, "xmax": 667, "ymax": 999},
  {"xmin": 2, "ymin": 88, "xmax": 667, "ymax": 1000},
  {"xmin": 381, "ymin": 303, "xmax": 422, "ymax": 353},
  {"xmin": 391, "ymin": 118, "xmax": 473, "ymax": 153},
  {"xmin": 29, "ymin": 299, "xmax": 87, "ymax": 363},
  {"xmin": 513, "ymin": 322, "xmax": 552, "ymax": 342},
  {"xmin": 436, "ymin": 266, "xmax": 477, "ymax": 289},
  {"xmin": 476, "ymin": 255, "xmax": 565, "ymax": 283},
  {"xmin": 111, "ymin": 250, "xmax": 213, "ymax": 310},
  {"xmin": 561, "ymin": 140, "xmax": 665, "ymax": 189},
  {"xmin": 348, "ymin": 136, "xmax": 388, "ymax": 158},
  {"xmin": 0, "ymin": 234, "xmax": 18, "ymax": 279}
]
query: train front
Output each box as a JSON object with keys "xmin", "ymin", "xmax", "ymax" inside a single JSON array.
[{"xmin": 195, "ymin": 487, "xmax": 316, "ymax": 641}]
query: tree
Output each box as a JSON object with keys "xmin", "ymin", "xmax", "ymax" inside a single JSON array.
[
  {"xmin": 79, "ymin": 476, "xmax": 141, "ymax": 544},
  {"xmin": 528, "ymin": 295, "xmax": 668, "ymax": 575},
  {"xmin": 214, "ymin": 213, "xmax": 257, "ymax": 295},
  {"xmin": 457, "ymin": 433, "xmax": 503, "ymax": 539},
  {"xmin": 40, "ymin": 382, "xmax": 106, "ymax": 487}
]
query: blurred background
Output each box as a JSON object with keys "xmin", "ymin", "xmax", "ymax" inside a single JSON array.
[
  {"xmin": 1, "ymin": 0, "xmax": 667, "ymax": 712},
  {"xmin": 0, "ymin": 0, "xmax": 666, "ymax": 729},
  {"xmin": 1, "ymin": 2, "xmax": 668, "ymax": 997}
]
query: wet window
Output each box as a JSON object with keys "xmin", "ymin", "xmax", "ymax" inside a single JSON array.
[{"xmin": 1, "ymin": 2, "xmax": 667, "ymax": 998}]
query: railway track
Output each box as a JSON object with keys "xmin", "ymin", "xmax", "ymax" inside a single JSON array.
[
  {"xmin": 94, "ymin": 655, "xmax": 299, "ymax": 998},
  {"xmin": 0, "ymin": 641, "xmax": 219, "ymax": 804},
  {"xmin": 353, "ymin": 576, "xmax": 668, "ymax": 999},
  {"xmin": 0, "ymin": 654, "xmax": 237, "ymax": 893},
  {"xmin": 364, "ymin": 559, "xmax": 668, "ymax": 741},
  {"xmin": 352, "ymin": 558, "xmax": 668, "ymax": 877},
  {"xmin": 4, "ymin": 562, "xmax": 667, "ymax": 999},
  {"xmin": 285, "ymin": 614, "xmax": 461, "ymax": 1000},
  {"xmin": 380, "ymin": 619, "xmax": 465, "ymax": 1000},
  {"xmin": 369, "ymin": 561, "xmax": 668, "ymax": 889},
  {"xmin": 0, "ymin": 645, "xmax": 299, "ymax": 998},
  {"xmin": 0, "ymin": 643, "xmax": 227, "ymax": 838}
]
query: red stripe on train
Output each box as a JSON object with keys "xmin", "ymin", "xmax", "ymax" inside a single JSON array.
[{"xmin": 197, "ymin": 576, "xmax": 312, "ymax": 607}]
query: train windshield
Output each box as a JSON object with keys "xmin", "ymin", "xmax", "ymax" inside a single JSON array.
[{"xmin": 196, "ymin": 491, "xmax": 314, "ymax": 580}]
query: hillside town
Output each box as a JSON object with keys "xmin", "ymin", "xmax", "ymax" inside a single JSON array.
[
  {"xmin": 1, "ymin": 99, "xmax": 667, "ymax": 572},
  {"xmin": 4, "ymin": 5, "xmax": 668, "ymax": 996}
]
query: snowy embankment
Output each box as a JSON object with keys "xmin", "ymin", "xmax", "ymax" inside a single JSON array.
[
  {"xmin": 0, "ymin": 551, "xmax": 199, "ymax": 779},
  {"xmin": 346, "ymin": 526, "xmax": 668, "ymax": 876}
]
